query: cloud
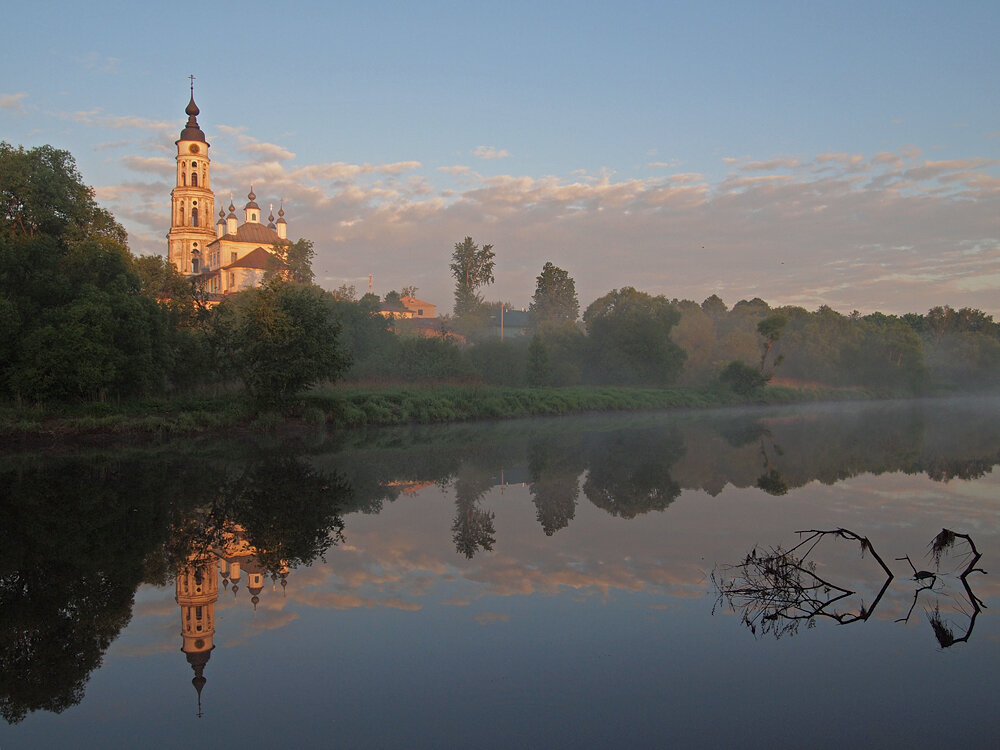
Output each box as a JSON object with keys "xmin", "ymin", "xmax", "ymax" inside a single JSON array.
[
  {"xmin": 65, "ymin": 108, "xmax": 174, "ymax": 134},
  {"xmin": 740, "ymin": 157, "xmax": 801, "ymax": 171},
  {"xmin": 647, "ymin": 160, "xmax": 680, "ymax": 169},
  {"xmin": 112, "ymin": 141, "xmax": 1000, "ymax": 317},
  {"xmin": 122, "ymin": 155, "xmax": 174, "ymax": 176},
  {"xmin": 473, "ymin": 145, "xmax": 510, "ymax": 160},
  {"xmin": 76, "ymin": 52, "xmax": 120, "ymax": 73},
  {"xmin": 242, "ymin": 141, "xmax": 296, "ymax": 161},
  {"xmin": 0, "ymin": 92, "xmax": 27, "ymax": 114}
]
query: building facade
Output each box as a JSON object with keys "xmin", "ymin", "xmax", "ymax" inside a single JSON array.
[{"xmin": 167, "ymin": 87, "xmax": 289, "ymax": 297}]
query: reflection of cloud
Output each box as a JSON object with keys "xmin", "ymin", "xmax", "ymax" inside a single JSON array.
[
  {"xmin": 474, "ymin": 612, "xmax": 510, "ymax": 625},
  {"xmin": 295, "ymin": 589, "xmax": 422, "ymax": 611},
  {"xmin": 253, "ymin": 610, "xmax": 300, "ymax": 630}
]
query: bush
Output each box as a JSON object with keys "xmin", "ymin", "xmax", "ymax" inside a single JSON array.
[{"xmin": 719, "ymin": 360, "xmax": 768, "ymax": 396}]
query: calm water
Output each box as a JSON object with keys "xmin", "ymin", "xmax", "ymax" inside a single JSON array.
[{"xmin": 3, "ymin": 398, "xmax": 999, "ymax": 749}]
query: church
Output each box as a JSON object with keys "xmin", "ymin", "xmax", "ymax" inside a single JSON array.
[{"xmin": 167, "ymin": 85, "xmax": 290, "ymax": 297}]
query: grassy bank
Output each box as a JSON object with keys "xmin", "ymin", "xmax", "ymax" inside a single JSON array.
[{"xmin": 0, "ymin": 382, "xmax": 884, "ymax": 446}]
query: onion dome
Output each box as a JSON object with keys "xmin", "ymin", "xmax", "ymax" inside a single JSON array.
[
  {"xmin": 245, "ymin": 186, "xmax": 260, "ymax": 210},
  {"xmin": 179, "ymin": 90, "xmax": 207, "ymax": 143},
  {"xmin": 267, "ymin": 206, "xmax": 276, "ymax": 229},
  {"xmin": 227, "ymin": 199, "xmax": 236, "ymax": 217},
  {"xmin": 276, "ymin": 204, "xmax": 287, "ymax": 225}
]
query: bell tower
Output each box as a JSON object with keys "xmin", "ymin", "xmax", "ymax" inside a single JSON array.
[{"xmin": 167, "ymin": 76, "xmax": 217, "ymax": 276}]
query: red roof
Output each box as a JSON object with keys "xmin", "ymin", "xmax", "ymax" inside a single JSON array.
[{"xmin": 224, "ymin": 247, "xmax": 276, "ymax": 270}]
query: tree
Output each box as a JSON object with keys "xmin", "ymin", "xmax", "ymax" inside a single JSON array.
[
  {"xmin": 449, "ymin": 236, "xmax": 495, "ymax": 319},
  {"xmin": 529, "ymin": 261, "xmax": 579, "ymax": 328},
  {"xmin": 526, "ymin": 334, "xmax": 551, "ymax": 387},
  {"xmin": 333, "ymin": 283, "xmax": 357, "ymax": 301},
  {"xmin": 0, "ymin": 142, "xmax": 126, "ymax": 244},
  {"xmin": 213, "ymin": 278, "xmax": 349, "ymax": 405},
  {"xmin": 757, "ymin": 313, "xmax": 788, "ymax": 376},
  {"xmin": 400, "ymin": 285, "xmax": 418, "ymax": 298},
  {"xmin": 719, "ymin": 359, "xmax": 768, "ymax": 395},
  {"xmin": 269, "ymin": 238, "xmax": 315, "ymax": 284},
  {"xmin": 0, "ymin": 143, "xmax": 172, "ymax": 401},
  {"xmin": 583, "ymin": 287, "xmax": 687, "ymax": 385}
]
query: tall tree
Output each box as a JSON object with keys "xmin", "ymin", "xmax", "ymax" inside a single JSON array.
[
  {"xmin": 449, "ymin": 236, "xmax": 495, "ymax": 318},
  {"xmin": 757, "ymin": 312, "xmax": 788, "ymax": 376},
  {"xmin": 529, "ymin": 261, "xmax": 579, "ymax": 327}
]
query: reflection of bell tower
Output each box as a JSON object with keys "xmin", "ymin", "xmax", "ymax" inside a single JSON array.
[
  {"xmin": 176, "ymin": 556, "xmax": 219, "ymax": 717},
  {"xmin": 167, "ymin": 75, "xmax": 216, "ymax": 276}
]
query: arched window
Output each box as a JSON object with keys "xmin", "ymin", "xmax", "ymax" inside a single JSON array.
[
  {"xmin": 182, "ymin": 173, "xmax": 186, "ymax": 186},
  {"xmin": 191, "ymin": 172, "xmax": 198, "ymax": 186},
  {"xmin": 191, "ymin": 208, "xmax": 199, "ymax": 227},
  {"xmin": 179, "ymin": 207, "xmax": 184, "ymax": 225}
]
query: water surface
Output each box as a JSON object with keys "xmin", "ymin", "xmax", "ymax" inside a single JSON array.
[{"xmin": 3, "ymin": 398, "xmax": 999, "ymax": 748}]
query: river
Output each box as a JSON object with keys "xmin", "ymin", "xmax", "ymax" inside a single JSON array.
[{"xmin": 2, "ymin": 397, "xmax": 999, "ymax": 748}]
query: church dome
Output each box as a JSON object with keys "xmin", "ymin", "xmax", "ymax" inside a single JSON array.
[
  {"xmin": 244, "ymin": 187, "xmax": 260, "ymax": 210},
  {"xmin": 179, "ymin": 93, "xmax": 207, "ymax": 143}
]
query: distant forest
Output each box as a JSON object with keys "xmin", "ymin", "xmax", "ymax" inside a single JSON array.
[{"xmin": 2, "ymin": 142, "xmax": 998, "ymax": 405}]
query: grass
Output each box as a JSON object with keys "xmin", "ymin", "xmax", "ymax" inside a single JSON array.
[{"xmin": 0, "ymin": 381, "xmax": 886, "ymax": 446}]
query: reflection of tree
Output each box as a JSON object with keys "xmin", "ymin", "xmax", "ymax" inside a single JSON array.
[
  {"xmin": 167, "ymin": 455, "xmax": 351, "ymax": 575},
  {"xmin": 895, "ymin": 529, "xmax": 987, "ymax": 648},
  {"xmin": 528, "ymin": 439, "xmax": 584, "ymax": 536},
  {"xmin": 0, "ymin": 458, "xmax": 179, "ymax": 724},
  {"xmin": 713, "ymin": 529, "xmax": 894, "ymax": 639},
  {"xmin": 451, "ymin": 467, "xmax": 496, "ymax": 558},
  {"xmin": 583, "ymin": 428, "xmax": 684, "ymax": 518},
  {"xmin": 225, "ymin": 456, "xmax": 349, "ymax": 572}
]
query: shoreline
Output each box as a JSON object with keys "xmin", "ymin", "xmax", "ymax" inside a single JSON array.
[{"xmin": 0, "ymin": 382, "xmax": 907, "ymax": 450}]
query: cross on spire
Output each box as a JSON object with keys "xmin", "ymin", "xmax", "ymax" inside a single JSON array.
[{"xmin": 189, "ymin": 74, "xmax": 196, "ymax": 94}]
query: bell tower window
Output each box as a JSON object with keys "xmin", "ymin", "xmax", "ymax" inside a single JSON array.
[
  {"xmin": 191, "ymin": 207, "xmax": 199, "ymax": 227},
  {"xmin": 191, "ymin": 172, "xmax": 198, "ymax": 186}
]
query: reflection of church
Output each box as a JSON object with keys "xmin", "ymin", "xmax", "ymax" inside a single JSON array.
[
  {"xmin": 175, "ymin": 526, "xmax": 289, "ymax": 716},
  {"xmin": 168, "ymin": 81, "xmax": 291, "ymax": 297}
]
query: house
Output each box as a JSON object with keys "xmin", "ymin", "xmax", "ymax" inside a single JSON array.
[
  {"xmin": 399, "ymin": 296, "xmax": 436, "ymax": 318},
  {"xmin": 489, "ymin": 308, "xmax": 532, "ymax": 338}
]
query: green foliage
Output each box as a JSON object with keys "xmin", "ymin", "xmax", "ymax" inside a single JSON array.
[
  {"xmin": 526, "ymin": 334, "xmax": 552, "ymax": 387},
  {"xmin": 213, "ymin": 278, "xmax": 349, "ymax": 405},
  {"xmin": 268, "ymin": 238, "xmax": 315, "ymax": 283},
  {"xmin": 466, "ymin": 338, "xmax": 528, "ymax": 386},
  {"xmin": 583, "ymin": 287, "xmax": 687, "ymax": 385},
  {"xmin": 757, "ymin": 312, "xmax": 788, "ymax": 375},
  {"xmin": 0, "ymin": 143, "xmax": 172, "ymax": 402},
  {"xmin": 450, "ymin": 236, "xmax": 495, "ymax": 319},
  {"xmin": 529, "ymin": 261, "xmax": 579, "ymax": 327},
  {"xmin": 0, "ymin": 142, "xmax": 126, "ymax": 244},
  {"xmin": 719, "ymin": 360, "xmax": 769, "ymax": 395}
]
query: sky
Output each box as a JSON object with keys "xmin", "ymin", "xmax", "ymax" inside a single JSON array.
[{"xmin": 3, "ymin": 0, "xmax": 998, "ymax": 316}]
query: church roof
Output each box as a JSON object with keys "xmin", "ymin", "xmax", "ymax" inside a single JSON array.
[
  {"xmin": 224, "ymin": 247, "xmax": 276, "ymax": 270},
  {"xmin": 210, "ymin": 222, "xmax": 286, "ymax": 246}
]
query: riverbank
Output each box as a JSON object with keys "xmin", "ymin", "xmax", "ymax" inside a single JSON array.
[{"xmin": 0, "ymin": 382, "xmax": 888, "ymax": 448}]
